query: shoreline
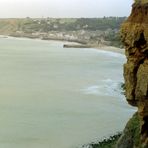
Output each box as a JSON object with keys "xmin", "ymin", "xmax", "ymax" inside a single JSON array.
[
  {"xmin": 1, "ymin": 35, "xmax": 127, "ymax": 148},
  {"xmin": 94, "ymin": 45, "xmax": 125, "ymax": 55},
  {"xmin": 3, "ymin": 35, "xmax": 125, "ymax": 55},
  {"xmin": 81, "ymin": 132, "xmax": 122, "ymax": 148}
]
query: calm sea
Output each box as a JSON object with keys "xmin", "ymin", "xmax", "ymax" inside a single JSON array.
[{"xmin": 0, "ymin": 37, "xmax": 135, "ymax": 148}]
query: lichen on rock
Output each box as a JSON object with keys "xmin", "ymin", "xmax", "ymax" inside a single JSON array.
[{"xmin": 119, "ymin": 1, "xmax": 148, "ymax": 147}]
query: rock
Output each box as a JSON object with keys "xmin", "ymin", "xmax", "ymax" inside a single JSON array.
[
  {"xmin": 135, "ymin": 60, "xmax": 148, "ymax": 100},
  {"xmin": 117, "ymin": 113, "xmax": 140, "ymax": 148},
  {"xmin": 120, "ymin": 1, "xmax": 148, "ymax": 147},
  {"xmin": 63, "ymin": 44, "xmax": 91, "ymax": 48}
]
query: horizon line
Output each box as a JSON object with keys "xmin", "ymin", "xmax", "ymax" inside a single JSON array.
[{"xmin": 0, "ymin": 16, "xmax": 127, "ymax": 19}]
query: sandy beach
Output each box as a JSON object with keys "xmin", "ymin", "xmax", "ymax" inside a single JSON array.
[{"xmin": 94, "ymin": 45, "xmax": 125, "ymax": 55}]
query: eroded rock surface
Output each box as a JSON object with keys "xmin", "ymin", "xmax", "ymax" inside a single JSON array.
[{"xmin": 120, "ymin": 1, "xmax": 148, "ymax": 147}]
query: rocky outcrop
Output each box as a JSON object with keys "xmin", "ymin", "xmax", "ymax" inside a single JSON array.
[
  {"xmin": 117, "ymin": 113, "xmax": 140, "ymax": 148},
  {"xmin": 119, "ymin": 1, "xmax": 148, "ymax": 147}
]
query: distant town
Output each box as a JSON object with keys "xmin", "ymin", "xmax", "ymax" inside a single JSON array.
[{"xmin": 0, "ymin": 17, "xmax": 126, "ymax": 47}]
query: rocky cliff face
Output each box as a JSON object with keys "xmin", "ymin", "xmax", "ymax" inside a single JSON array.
[{"xmin": 120, "ymin": 1, "xmax": 148, "ymax": 147}]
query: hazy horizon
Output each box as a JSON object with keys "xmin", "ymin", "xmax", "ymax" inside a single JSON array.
[
  {"xmin": 0, "ymin": 0, "xmax": 133, "ymax": 18},
  {"xmin": 0, "ymin": 16, "xmax": 127, "ymax": 19}
]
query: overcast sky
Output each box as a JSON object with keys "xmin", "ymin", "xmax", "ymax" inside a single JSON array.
[{"xmin": 0, "ymin": 0, "xmax": 133, "ymax": 18}]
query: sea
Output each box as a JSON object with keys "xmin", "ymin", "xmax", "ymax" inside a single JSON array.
[{"xmin": 0, "ymin": 37, "xmax": 136, "ymax": 148}]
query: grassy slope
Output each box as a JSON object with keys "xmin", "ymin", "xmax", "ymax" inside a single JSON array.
[
  {"xmin": 90, "ymin": 134, "xmax": 121, "ymax": 148},
  {"xmin": 88, "ymin": 113, "xmax": 140, "ymax": 148}
]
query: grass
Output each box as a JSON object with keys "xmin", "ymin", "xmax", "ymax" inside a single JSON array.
[
  {"xmin": 116, "ymin": 113, "xmax": 141, "ymax": 148},
  {"xmin": 90, "ymin": 134, "xmax": 121, "ymax": 148},
  {"xmin": 124, "ymin": 113, "xmax": 141, "ymax": 147},
  {"xmin": 83, "ymin": 113, "xmax": 140, "ymax": 148},
  {"xmin": 82, "ymin": 133, "xmax": 121, "ymax": 148},
  {"xmin": 134, "ymin": 0, "xmax": 148, "ymax": 4}
]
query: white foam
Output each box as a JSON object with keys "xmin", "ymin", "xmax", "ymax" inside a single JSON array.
[
  {"xmin": 81, "ymin": 85, "xmax": 100, "ymax": 95},
  {"xmin": 81, "ymin": 79, "xmax": 124, "ymax": 98}
]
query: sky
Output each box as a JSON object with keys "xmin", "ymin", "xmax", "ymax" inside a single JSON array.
[{"xmin": 0, "ymin": 0, "xmax": 133, "ymax": 18}]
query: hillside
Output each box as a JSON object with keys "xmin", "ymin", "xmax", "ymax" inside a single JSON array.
[{"xmin": 0, "ymin": 17, "xmax": 126, "ymax": 47}]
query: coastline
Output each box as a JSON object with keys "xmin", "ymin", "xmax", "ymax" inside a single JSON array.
[
  {"xmin": 1, "ymin": 35, "xmax": 127, "ymax": 148},
  {"xmin": 94, "ymin": 45, "xmax": 125, "ymax": 55},
  {"xmin": 3, "ymin": 35, "xmax": 125, "ymax": 55},
  {"xmin": 81, "ymin": 132, "xmax": 122, "ymax": 148}
]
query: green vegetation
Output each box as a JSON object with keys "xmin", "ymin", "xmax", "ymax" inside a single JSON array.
[
  {"xmin": 88, "ymin": 133, "xmax": 121, "ymax": 148},
  {"xmin": 134, "ymin": 0, "xmax": 148, "ymax": 4},
  {"xmin": 85, "ymin": 113, "xmax": 140, "ymax": 148},
  {"xmin": 0, "ymin": 17, "xmax": 126, "ymax": 33},
  {"xmin": 0, "ymin": 17, "xmax": 126, "ymax": 48},
  {"xmin": 104, "ymin": 31, "xmax": 122, "ymax": 47},
  {"xmin": 124, "ymin": 113, "xmax": 140, "ymax": 147},
  {"xmin": 117, "ymin": 113, "xmax": 141, "ymax": 148}
]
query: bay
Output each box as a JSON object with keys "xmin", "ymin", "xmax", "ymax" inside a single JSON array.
[{"xmin": 0, "ymin": 37, "xmax": 135, "ymax": 148}]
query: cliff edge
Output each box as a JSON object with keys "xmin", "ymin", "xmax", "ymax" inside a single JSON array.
[{"xmin": 118, "ymin": 1, "xmax": 148, "ymax": 147}]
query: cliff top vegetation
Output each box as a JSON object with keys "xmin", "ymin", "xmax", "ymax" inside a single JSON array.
[{"xmin": 134, "ymin": 0, "xmax": 148, "ymax": 4}]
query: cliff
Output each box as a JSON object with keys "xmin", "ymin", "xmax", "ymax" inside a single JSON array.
[{"xmin": 118, "ymin": 1, "xmax": 148, "ymax": 147}]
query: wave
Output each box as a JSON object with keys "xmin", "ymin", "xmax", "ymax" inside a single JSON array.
[{"xmin": 81, "ymin": 79, "xmax": 124, "ymax": 98}]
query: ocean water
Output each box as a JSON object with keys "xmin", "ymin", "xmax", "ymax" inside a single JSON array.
[{"xmin": 0, "ymin": 37, "xmax": 135, "ymax": 148}]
